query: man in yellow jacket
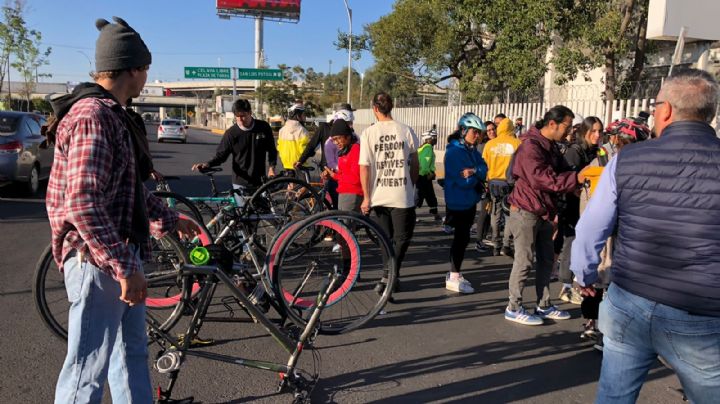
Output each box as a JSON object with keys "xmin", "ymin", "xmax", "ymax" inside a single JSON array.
[
  {"xmin": 278, "ymin": 102, "xmax": 309, "ymax": 171},
  {"xmin": 482, "ymin": 118, "xmax": 521, "ymax": 256}
]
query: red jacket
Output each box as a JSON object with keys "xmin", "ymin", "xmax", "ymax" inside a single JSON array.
[
  {"xmin": 507, "ymin": 127, "xmax": 578, "ymax": 221},
  {"xmin": 336, "ymin": 143, "xmax": 363, "ymax": 196}
]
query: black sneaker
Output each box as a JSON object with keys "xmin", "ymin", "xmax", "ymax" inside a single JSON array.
[
  {"xmin": 493, "ymin": 247, "xmax": 501, "ymax": 256},
  {"xmin": 500, "ymin": 246, "xmax": 514, "ymax": 258},
  {"xmin": 475, "ymin": 242, "xmax": 489, "ymax": 253}
]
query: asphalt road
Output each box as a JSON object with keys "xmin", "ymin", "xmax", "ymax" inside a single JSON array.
[{"xmin": 0, "ymin": 125, "xmax": 685, "ymax": 403}]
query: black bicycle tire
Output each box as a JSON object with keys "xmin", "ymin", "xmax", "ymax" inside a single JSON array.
[
  {"xmin": 192, "ymin": 199, "xmax": 221, "ymax": 235},
  {"xmin": 32, "ymin": 234, "xmax": 200, "ymax": 341},
  {"xmin": 248, "ymin": 177, "xmax": 323, "ymax": 253},
  {"xmin": 153, "ymin": 191, "xmax": 204, "ymax": 225},
  {"xmin": 249, "ymin": 177, "xmax": 323, "ymax": 216},
  {"xmin": 270, "ymin": 210, "xmax": 396, "ymax": 335},
  {"xmin": 33, "ymin": 244, "xmax": 67, "ymax": 340}
]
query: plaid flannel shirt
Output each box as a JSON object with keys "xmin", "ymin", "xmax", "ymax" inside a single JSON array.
[{"xmin": 46, "ymin": 97, "xmax": 178, "ymax": 279}]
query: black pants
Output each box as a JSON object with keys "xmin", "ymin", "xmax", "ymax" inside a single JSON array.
[
  {"xmin": 581, "ymin": 288, "xmax": 604, "ymax": 320},
  {"xmin": 325, "ymin": 178, "xmax": 339, "ymax": 209},
  {"xmin": 415, "ymin": 175, "xmax": 438, "ymax": 214},
  {"xmin": 373, "ymin": 206, "xmax": 416, "ymax": 277},
  {"xmin": 448, "ymin": 206, "xmax": 477, "ymax": 273}
]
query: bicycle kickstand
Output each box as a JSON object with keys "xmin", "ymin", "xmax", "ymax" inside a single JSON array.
[{"xmin": 155, "ymin": 370, "xmax": 194, "ymax": 404}]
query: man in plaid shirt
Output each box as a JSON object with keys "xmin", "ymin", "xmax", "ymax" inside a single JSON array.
[{"xmin": 47, "ymin": 17, "xmax": 196, "ymax": 403}]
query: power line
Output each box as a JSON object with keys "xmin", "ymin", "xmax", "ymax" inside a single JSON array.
[{"xmin": 41, "ymin": 42, "xmax": 255, "ymax": 56}]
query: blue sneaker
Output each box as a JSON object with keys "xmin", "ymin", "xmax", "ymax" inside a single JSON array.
[
  {"xmin": 504, "ymin": 307, "xmax": 544, "ymax": 326},
  {"xmin": 535, "ymin": 305, "xmax": 571, "ymax": 320}
]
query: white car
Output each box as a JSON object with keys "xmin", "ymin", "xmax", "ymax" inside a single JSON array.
[{"xmin": 157, "ymin": 119, "xmax": 187, "ymax": 143}]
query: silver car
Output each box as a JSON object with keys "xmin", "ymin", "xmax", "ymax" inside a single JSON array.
[
  {"xmin": 157, "ymin": 119, "xmax": 187, "ymax": 143},
  {"xmin": 0, "ymin": 112, "xmax": 51, "ymax": 195}
]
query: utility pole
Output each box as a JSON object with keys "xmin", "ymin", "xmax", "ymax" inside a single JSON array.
[
  {"xmin": 232, "ymin": 67, "xmax": 237, "ymax": 101},
  {"xmin": 342, "ymin": 0, "xmax": 353, "ymax": 104},
  {"xmin": 255, "ymin": 17, "xmax": 264, "ymax": 114}
]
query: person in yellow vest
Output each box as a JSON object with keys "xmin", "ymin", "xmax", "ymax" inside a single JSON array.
[
  {"xmin": 277, "ymin": 102, "xmax": 309, "ymax": 172},
  {"xmin": 481, "ymin": 117, "xmax": 521, "ymax": 256}
]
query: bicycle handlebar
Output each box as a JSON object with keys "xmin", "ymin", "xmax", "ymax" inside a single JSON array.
[{"xmin": 199, "ymin": 166, "xmax": 223, "ymax": 175}]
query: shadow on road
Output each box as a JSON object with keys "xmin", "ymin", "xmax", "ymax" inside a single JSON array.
[{"xmin": 312, "ymin": 331, "xmax": 674, "ymax": 403}]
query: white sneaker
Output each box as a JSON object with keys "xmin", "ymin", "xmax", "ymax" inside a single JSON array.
[
  {"xmin": 445, "ymin": 273, "xmax": 475, "ymax": 294},
  {"xmin": 332, "ymin": 243, "xmax": 341, "ymax": 253}
]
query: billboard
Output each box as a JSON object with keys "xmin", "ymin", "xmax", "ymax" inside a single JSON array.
[
  {"xmin": 217, "ymin": 0, "xmax": 301, "ymax": 23},
  {"xmin": 647, "ymin": 0, "xmax": 720, "ymax": 41}
]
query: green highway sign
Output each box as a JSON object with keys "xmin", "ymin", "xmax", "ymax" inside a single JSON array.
[
  {"xmin": 237, "ymin": 68, "xmax": 283, "ymax": 81},
  {"xmin": 184, "ymin": 67, "xmax": 231, "ymax": 79}
]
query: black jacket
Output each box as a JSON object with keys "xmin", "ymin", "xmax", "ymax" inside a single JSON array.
[
  {"xmin": 207, "ymin": 120, "xmax": 278, "ymax": 186},
  {"xmin": 297, "ymin": 122, "xmax": 331, "ymax": 168},
  {"xmin": 561, "ymin": 140, "xmax": 598, "ymax": 230},
  {"xmin": 563, "ymin": 140, "xmax": 597, "ymax": 172}
]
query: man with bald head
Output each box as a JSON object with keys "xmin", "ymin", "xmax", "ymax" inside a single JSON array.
[{"xmin": 571, "ymin": 68, "xmax": 720, "ymax": 403}]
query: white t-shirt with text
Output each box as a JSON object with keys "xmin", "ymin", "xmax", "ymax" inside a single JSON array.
[{"xmin": 358, "ymin": 120, "xmax": 420, "ymax": 208}]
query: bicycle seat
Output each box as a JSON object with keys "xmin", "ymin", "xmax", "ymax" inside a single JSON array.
[{"xmin": 199, "ymin": 166, "xmax": 223, "ymax": 175}]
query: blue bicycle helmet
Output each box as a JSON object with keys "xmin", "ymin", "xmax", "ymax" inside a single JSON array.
[
  {"xmin": 457, "ymin": 112, "xmax": 475, "ymax": 127},
  {"xmin": 458, "ymin": 113, "xmax": 486, "ymax": 131}
]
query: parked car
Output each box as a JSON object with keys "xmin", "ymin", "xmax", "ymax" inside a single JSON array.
[
  {"xmin": 157, "ymin": 119, "xmax": 187, "ymax": 143},
  {"xmin": 0, "ymin": 111, "xmax": 51, "ymax": 195}
]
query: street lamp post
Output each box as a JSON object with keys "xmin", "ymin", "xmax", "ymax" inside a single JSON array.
[
  {"xmin": 359, "ymin": 72, "xmax": 364, "ymax": 107},
  {"xmin": 342, "ymin": 0, "xmax": 352, "ymax": 104},
  {"xmin": 77, "ymin": 50, "xmax": 92, "ymax": 73}
]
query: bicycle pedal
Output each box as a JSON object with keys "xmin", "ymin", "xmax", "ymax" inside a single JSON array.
[{"xmin": 176, "ymin": 333, "xmax": 215, "ymax": 347}]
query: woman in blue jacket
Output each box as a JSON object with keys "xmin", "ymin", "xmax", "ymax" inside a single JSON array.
[{"xmin": 443, "ymin": 113, "xmax": 488, "ymax": 294}]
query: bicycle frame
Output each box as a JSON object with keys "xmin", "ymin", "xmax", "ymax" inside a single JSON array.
[{"xmin": 149, "ymin": 263, "xmax": 340, "ymax": 402}]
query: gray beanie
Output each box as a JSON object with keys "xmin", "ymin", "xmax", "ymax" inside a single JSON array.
[{"xmin": 94, "ymin": 16, "xmax": 151, "ymax": 72}]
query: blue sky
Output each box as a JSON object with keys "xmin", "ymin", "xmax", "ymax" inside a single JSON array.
[{"xmin": 22, "ymin": 0, "xmax": 394, "ymax": 84}]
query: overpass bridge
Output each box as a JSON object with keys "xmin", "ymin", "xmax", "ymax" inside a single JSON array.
[{"xmin": 2, "ymin": 79, "xmax": 259, "ymax": 109}]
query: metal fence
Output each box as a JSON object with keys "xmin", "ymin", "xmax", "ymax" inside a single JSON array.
[{"xmin": 353, "ymin": 98, "xmax": 660, "ymax": 153}]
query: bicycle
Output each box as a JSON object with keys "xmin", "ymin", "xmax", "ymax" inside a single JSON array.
[
  {"xmin": 156, "ymin": 167, "xmax": 324, "ymax": 255},
  {"xmin": 293, "ymin": 159, "xmax": 335, "ymax": 211},
  {"xmin": 33, "ymin": 211, "xmax": 213, "ymax": 341},
  {"xmin": 34, "ymin": 206, "xmax": 397, "ymax": 338},
  {"xmin": 148, "ymin": 240, "xmax": 342, "ymax": 403}
]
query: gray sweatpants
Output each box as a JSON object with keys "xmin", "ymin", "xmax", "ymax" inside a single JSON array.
[{"xmin": 507, "ymin": 209, "xmax": 554, "ymax": 311}]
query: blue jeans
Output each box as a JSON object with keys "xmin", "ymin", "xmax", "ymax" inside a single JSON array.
[
  {"xmin": 55, "ymin": 249, "xmax": 152, "ymax": 404},
  {"xmin": 597, "ymin": 284, "xmax": 720, "ymax": 404}
]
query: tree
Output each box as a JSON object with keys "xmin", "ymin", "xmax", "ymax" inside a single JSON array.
[
  {"xmin": 334, "ymin": 31, "xmax": 371, "ymax": 61},
  {"xmin": 366, "ymin": 0, "xmax": 562, "ymax": 102},
  {"xmin": 259, "ymin": 64, "xmax": 305, "ymax": 116},
  {"xmin": 12, "ymin": 30, "xmax": 51, "ymax": 110},
  {"xmin": 31, "ymin": 96, "xmax": 50, "ymax": 113},
  {"xmin": 0, "ymin": 1, "xmax": 26, "ymax": 97},
  {"xmin": 549, "ymin": 0, "xmax": 651, "ymax": 101},
  {"xmin": 362, "ymin": 63, "xmax": 418, "ymax": 105},
  {"xmin": 5, "ymin": 0, "xmax": 51, "ymax": 110}
]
